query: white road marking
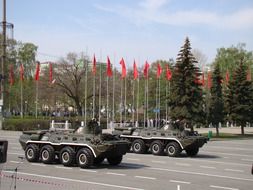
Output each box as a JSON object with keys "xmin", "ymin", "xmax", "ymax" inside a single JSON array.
[
  {"xmin": 8, "ymin": 152, "xmax": 24, "ymax": 156},
  {"xmin": 127, "ymin": 158, "xmax": 140, "ymax": 161},
  {"xmin": 55, "ymin": 166, "xmax": 73, "ymax": 170},
  {"xmin": 9, "ymin": 143, "xmax": 20, "ymax": 145},
  {"xmin": 151, "ymin": 160, "xmax": 166, "ymax": 164},
  {"xmin": 135, "ymin": 176, "xmax": 156, "ymax": 180},
  {"xmin": 80, "ymin": 169, "xmax": 97, "ymax": 173},
  {"xmin": 177, "ymin": 185, "xmax": 180, "ymax": 190},
  {"xmin": 2, "ymin": 170, "xmax": 144, "ymax": 190},
  {"xmin": 210, "ymin": 185, "xmax": 239, "ymax": 190},
  {"xmin": 175, "ymin": 163, "xmax": 191, "ymax": 166},
  {"xmin": 207, "ymin": 146, "xmax": 252, "ymax": 151},
  {"xmin": 200, "ymin": 165, "xmax": 216, "ymax": 169},
  {"xmin": 203, "ymin": 151, "xmax": 252, "ymax": 157},
  {"xmin": 11, "ymin": 147, "xmax": 21, "ymax": 150},
  {"xmin": 241, "ymin": 158, "xmax": 253, "ymax": 162},
  {"xmin": 149, "ymin": 167, "xmax": 253, "ymax": 182},
  {"xmin": 170, "ymin": 180, "xmax": 191, "ymax": 184},
  {"xmin": 10, "ymin": 161, "xmax": 23, "ymax": 164},
  {"xmin": 31, "ymin": 163, "xmax": 46, "ymax": 167},
  {"xmin": 224, "ymin": 169, "xmax": 244, "ymax": 173},
  {"xmin": 106, "ymin": 172, "xmax": 126, "ymax": 176}
]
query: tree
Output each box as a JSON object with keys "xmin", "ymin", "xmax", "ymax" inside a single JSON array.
[
  {"xmin": 225, "ymin": 59, "xmax": 253, "ymax": 135},
  {"xmin": 169, "ymin": 37, "xmax": 205, "ymax": 130},
  {"xmin": 208, "ymin": 64, "xmax": 224, "ymax": 136}
]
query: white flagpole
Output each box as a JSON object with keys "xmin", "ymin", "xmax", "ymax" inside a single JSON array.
[
  {"xmin": 106, "ymin": 74, "xmax": 109, "ymax": 128},
  {"xmin": 132, "ymin": 77, "xmax": 135, "ymax": 126},
  {"xmin": 144, "ymin": 76, "xmax": 146, "ymax": 128},
  {"xmin": 99, "ymin": 50, "xmax": 102, "ymax": 124},
  {"xmin": 124, "ymin": 74, "xmax": 127, "ymax": 126},
  {"xmin": 147, "ymin": 75, "xmax": 149, "ymax": 127},
  {"xmin": 35, "ymin": 79, "xmax": 38, "ymax": 119},
  {"xmin": 92, "ymin": 62, "xmax": 95, "ymax": 119},
  {"xmin": 155, "ymin": 74, "xmax": 158, "ymax": 128},
  {"xmin": 166, "ymin": 80, "xmax": 168, "ymax": 122},
  {"xmin": 158, "ymin": 76, "xmax": 161, "ymax": 128},
  {"xmin": 20, "ymin": 76, "xmax": 23, "ymax": 118},
  {"xmin": 120, "ymin": 77, "xmax": 123, "ymax": 127},
  {"xmin": 112, "ymin": 55, "xmax": 115, "ymax": 123},
  {"xmin": 84, "ymin": 57, "xmax": 88, "ymax": 126},
  {"xmin": 137, "ymin": 77, "xmax": 139, "ymax": 127}
]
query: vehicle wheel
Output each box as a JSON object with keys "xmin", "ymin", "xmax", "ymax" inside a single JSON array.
[
  {"xmin": 60, "ymin": 146, "xmax": 75, "ymax": 166},
  {"xmin": 25, "ymin": 144, "xmax": 40, "ymax": 162},
  {"xmin": 107, "ymin": 155, "xmax": 123, "ymax": 166},
  {"xmin": 185, "ymin": 147, "xmax": 199, "ymax": 157},
  {"xmin": 132, "ymin": 139, "xmax": 146, "ymax": 154},
  {"xmin": 150, "ymin": 140, "xmax": 164, "ymax": 155},
  {"xmin": 76, "ymin": 148, "xmax": 94, "ymax": 168},
  {"xmin": 93, "ymin": 156, "xmax": 105, "ymax": 165},
  {"xmin": 40, "ymin": 145, "xmax": 55, "ymax": 164},
  {"xmin": 166, "ymin": 142, "xmax": 182, "ymax": 157}
]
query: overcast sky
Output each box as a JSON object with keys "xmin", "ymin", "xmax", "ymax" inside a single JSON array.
[{"xmin": 4, "ymin": 0, "xmax": 253, "ymax": 67}]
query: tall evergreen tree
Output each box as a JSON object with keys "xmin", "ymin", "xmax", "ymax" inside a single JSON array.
[
  {"xmin": 225, "ymin": 58, "xmax": 253, "ymax": 135},
  {"xmin": 208, "ymin": 64, "xmax": 224, "ymax": 136},
  {"xmin": 169, "ymin": 37, "xmax": 205, "ymax": 130}
]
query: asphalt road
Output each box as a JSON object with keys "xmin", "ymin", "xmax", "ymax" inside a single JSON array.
[{"xmin": 0, "ymin": 131, "xmax": 252, "ymax": 190}]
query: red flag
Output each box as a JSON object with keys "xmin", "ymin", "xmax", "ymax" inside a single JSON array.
[
  {"xmin": 156, "ymin": 63, "xmax": 162, "ymax": 79},
  {"xmin": 143, "ymin": 61, "xmax": 149, "ymax": 79},
  {"xmin": 92, "ymin": 54, "xmax": 96, "ymax": 75},
  {"xmin": 20, "ymin": 64, "xmax": 24, "ymax": 81},
  {"xmin": 166, "ymin": 65, "xmax": 172, "ymax": 80},
  {"xmin": 35, "ymin": 62, "xmax": 40, "ymax": 81},
  {"xmin": 133, "ymin": 60, "xmax": 138, "ymax": 80},
  {"xmin": 120, "ymin": 58, "xmax": 126, "ymax": 79},
  {"xmin": 201, "ymin": 72, "xmax": 205, "ymax": 86},
  {"xmin": 106, "ymin": 56, "xmax": 112, "ymax": 77},
  {"xmin": 225, "ymin": 70, "xmax": 229, "ymax": 84},
  {"xmin": 207, "ymin": 71, "xmax": 212, "ymax": 89},
  {"xmin": 49, "ymin": 62, "xmax": 53, "ymax": 83},
  {"xmin": 9, "ymin": 64, "xmax": 14, "ymax": 86},
  {"xmin": 247, "ymin": 67, "xmax": 251, "ymax": 81}
]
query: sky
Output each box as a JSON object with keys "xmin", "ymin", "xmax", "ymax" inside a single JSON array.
[{"xmin": 4, "ymin": 0, "xmax": 253, "ymax": 67}]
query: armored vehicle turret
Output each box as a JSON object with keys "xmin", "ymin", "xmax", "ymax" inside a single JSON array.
[
  {"xmin": 113, "ymin": 121, "xmax": 208, "ymax": 157},
  {"xmin": 19, "ymin": 120, "xmax": 130, "ymax": 168}
]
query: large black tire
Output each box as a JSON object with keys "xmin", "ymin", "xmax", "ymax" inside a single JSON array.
[
  {"xmin": 59, "ymin": 146, "xmax": 75, "ymax": 166},
  {"xmin": 150, "ymin": 140, "xmax": 164, "ymax": 155},
  {"xmin": 93, "ymin": 156, "xmax": 105, "ymax": 165},
  {"xmin": 132, "ymin": 139, "xmax": 146, "ymax": 154},
  {"xmin": 185, "ymin": 147, "xmax": 199, "ymax": 157},
  {"xmin": 107, "ymin": 155, "xmax": 123, "ymax": 166},
  {"xmin": 166, "ymin": 142, "xmax": 182, "ymax": 157},
  {"xmin": 76, "ymin": 148, "xmax": 94, "ymax": 168},
  {"xmin": 40, "ymin": 145, "xmax": 55, "ymax": 164},
  {"xmin": 25, "ymin": 144, "xmax": 40, "ymax": 162}
]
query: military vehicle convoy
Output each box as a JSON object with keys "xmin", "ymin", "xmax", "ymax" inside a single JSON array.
[
  {"xmin": 113, "ymin": 121, "xmax": 208, "ymax": 157},
  {"xmin": 19, "ymin": 120, "xmax": 130, "ymax": 168}
]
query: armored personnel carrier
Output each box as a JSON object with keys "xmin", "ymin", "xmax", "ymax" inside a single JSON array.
[
  {"xmin": 19, "ymin": 119, "xmax": 130, "ymax": 168},
  {"xmin": 113, "ymin": 121, "xmax": 208, "ymax": 157}
]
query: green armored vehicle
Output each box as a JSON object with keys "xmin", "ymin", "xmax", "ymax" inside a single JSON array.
[
  {"xmin": 113, "ymin": 121, "xmax": 208, "ymax": 157},
  {"xmin": 19, "ymin": 120, "xmax": 130, "ymax": 168}
]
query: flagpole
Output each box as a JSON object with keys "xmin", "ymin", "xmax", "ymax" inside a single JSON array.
[
  {"xmin": 137, "ymin": 77, "xmax": 139, "ymax": 127},
  {"xmin": 35, "ymin": 79, "xmax": 38, "ymax": 119},
  {"xmin": 155, "ymin": 75, "xmax": 158, "ymax": 128},
  {"xmin": 112, "ymin": 55, "xmax": 115, "ymax": 123},
  {"xmin": 158, "ymin": 76, "xmax": 161, "ymax": 128},
  {"xmin": 92, "ymin": 62, "xmax": 95, "ymax": 119},
  {"xmin": 84, "ymin": 57, "xmax": 88, "ymax": 126},
  {"xmin": 166, "ymin": 80, "xmax": 168, "ymax": 121},
  {"xmin": 20, "ymin": 76, "xmax": 23, "ymax": 118},
  {"xmin": 132, "ymin": 77, "xmax": 135, "ymax": 126},
  {"xmin": 106, "ymin": 74, "xmax": 109, "ymax": 129},
  {"xmin": 99, "ymin": 50, "xmax": 102, "ymax": 124},
  {"xmin": 124, "ymin": 73, "xmax": 127, "ymax": 126},
  {"xmin": 147, "ymin": 74, "xmax": 149, "ymax": 127}
]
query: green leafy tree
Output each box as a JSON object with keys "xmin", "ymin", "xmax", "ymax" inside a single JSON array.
[
  {"xmin": 169, "ymin": 37, "xmax": 205, "ymax": 130},
  {"xmin": 225, "ymin": 59, "xmax": 253, "ymax": 135},
  {"xmin": 208, "ymin": 64, "xmax": 224, "ymax": 136}
]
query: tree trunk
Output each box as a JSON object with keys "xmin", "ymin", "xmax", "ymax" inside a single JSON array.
[
  {"xmin": 215, "ymin": 124, "xmax": 219, "ymax": 137},
  {"xmin": 241, "ymin": 125, "xmax": 245, "ymax": 135}
]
